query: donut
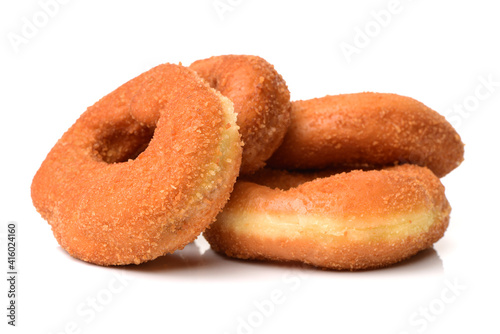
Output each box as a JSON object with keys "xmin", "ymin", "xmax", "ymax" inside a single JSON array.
[
  {"xmin": 204, "ymin": 164, "xmax": 450, "ymax": 270},
  {"xmin": 31, "ymin": 63, "xmax": 242, "ymax": 266},
  {"xmin": 268, "ymin": 93, "xmax": 464, "ymax": 177},
  {"xmin": 190, "ymin": 55, "xmax": 291, "ymax": 174}
]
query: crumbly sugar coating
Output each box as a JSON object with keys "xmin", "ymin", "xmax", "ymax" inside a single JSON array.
[
  {"xmin": 204, "ymin": 165, "xmax": 451, "ymax": 270},
  {"xmin": 190, "ymin": 55, "xmax": 291, "ymax": 174},
  {"xmin": 31, "ymin": 63, "xmax": 242, "ymax": 266},
  {"xmin": 268, "ymin": 93, "xmax": 464, "ymax": 177}
]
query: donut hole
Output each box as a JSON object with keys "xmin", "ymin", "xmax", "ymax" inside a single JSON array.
[
  {"xmin": 207, "ymin": 76, "xmax": 219, "ymax": 89},
  {"xmin": 246, "ymin": 167, "xmax": 372, "ymax": 191},
  {"xmin": 94, "ymin": 124, "xmax": 155, "ymax": 163},
  {"xmin": 245, "ymin": 169, "xmax": 333, "ymax": 190}
]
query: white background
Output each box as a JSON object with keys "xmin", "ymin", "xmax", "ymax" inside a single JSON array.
[{"xmin": 1, "ymin": 1, "xmax": 499, "ymax": 333}]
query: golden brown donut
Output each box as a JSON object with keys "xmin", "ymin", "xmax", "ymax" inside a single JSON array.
[
  {"xmin": 31, "ymin": 63, "xmax": 242, "ymax": 266},
  {"xmin": 268, "ymin": 93, "xmax": 464, "ymax": 177},
  {"xmin": 190, "ymin": 55, "xmax": 291, "ymax": 175},
  {"xmin": 204, "ymin": 165, "xmax": 450, "ymax": 270}
]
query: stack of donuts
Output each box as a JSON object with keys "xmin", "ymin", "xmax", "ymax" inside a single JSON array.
[{"xmin": 31, "ymin": 55, "xmax": 464, "ymax": 270}]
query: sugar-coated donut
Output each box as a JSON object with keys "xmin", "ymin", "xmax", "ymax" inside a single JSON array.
[
  {"xmin": 31, "ymin": 63, "xmax": 242, "ymax": 266},
  {"xmin": 268, "ymin": 93, "xmax": 464, "ymax": 177},
  {"xmin": 190, "ymin": 55, "xmax": 291, "ymax": 174},
  {"xmin": 204, "ymin": 165, "xmax": 450, "ymax": 270}
]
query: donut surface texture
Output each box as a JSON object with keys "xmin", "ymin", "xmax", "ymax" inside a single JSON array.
[
  {"xmin": 268, "ymin": 93, "xmax": 464, "ymax": 177},
  {"xmin": 190, "ymin": 55, "xmax": 291, "ymax": 174},
  {"xmin": 204, "ymin": 165, "xmax": 450, "ymax": 270},
  {"xmin": 31, "ymin": 63, "xmax": 242, "ymax": 266}
]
